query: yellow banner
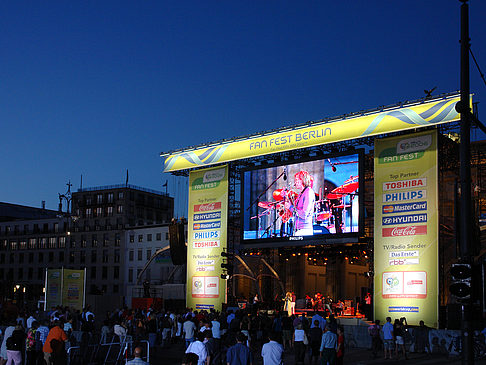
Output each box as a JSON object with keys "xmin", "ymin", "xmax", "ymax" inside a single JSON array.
[
  {"xmin": 46, "ymin": 269, "xmax": 62, "ymax": 309},
  {"xmin": 373, "ymin": 130, "xmax": 438, "ymax": 327},
  {"xmin": 62, "ymin": 269, "xmax": 85, "ymax": 311},
  {"xmin": 164, "ymin": 96, "xmax": 460, "ymax": 172},
  {"xmin": 186, "ymin": 165, "xmax": 228, "ymax": 311}
]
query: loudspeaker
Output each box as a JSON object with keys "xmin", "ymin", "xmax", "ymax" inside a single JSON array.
[{"xmin": 169, "ymin": 222, "xmax": 186, "ymax": 265}]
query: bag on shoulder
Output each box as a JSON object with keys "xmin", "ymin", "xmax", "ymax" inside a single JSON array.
[{"xmin": 303, "ymin": 333, "xmax": 309, "ymax": 345}]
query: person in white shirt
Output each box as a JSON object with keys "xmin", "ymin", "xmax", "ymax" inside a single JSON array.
[
  {"xmin": 183, "ymin": 318, "xmax": 197, "ymax": 349},
  {"xmin": 261, "ymin": 332, "xmax": 284, "ymax": 365},
  {"xmin": 114, "ymin": 322, "xmax": 128, "ymax": 340},
  {"xmin": 185, "ymin": 332, "xmax": 208, "ymax": 365}
]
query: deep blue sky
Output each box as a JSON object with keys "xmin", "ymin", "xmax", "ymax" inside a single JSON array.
[{"xmin": 1, "ymin": 1, "xmax": 485, "ymax": 216}]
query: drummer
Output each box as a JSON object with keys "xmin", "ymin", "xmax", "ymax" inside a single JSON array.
[{"xmin": 284, "ymin": 170, "xmax": 315, "ymax": 236}]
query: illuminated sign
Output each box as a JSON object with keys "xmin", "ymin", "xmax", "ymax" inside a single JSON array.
[{"xmin": 163, "ymin": 96, "xmax": 460, "ymax": 172}]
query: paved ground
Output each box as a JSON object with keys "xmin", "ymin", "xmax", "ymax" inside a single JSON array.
[{"xmin": 149, "ymin": 341, "xmax": 465, "ymax": 365}]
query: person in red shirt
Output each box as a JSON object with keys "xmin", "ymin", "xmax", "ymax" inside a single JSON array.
[
  {"xmin": 42, "ymin": 321, "xmax": 68, "ymax": 365},
  {"xmin": 336, "ymin": 326, "xmax": 345, "ymax": 365}
]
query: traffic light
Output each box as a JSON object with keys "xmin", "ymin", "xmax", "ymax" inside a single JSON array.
[{"xmin": 450, "ymin": 263, "xmax": 472, "ymax": 300}]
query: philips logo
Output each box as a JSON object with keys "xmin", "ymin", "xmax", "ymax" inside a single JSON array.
[
  {"xmin": 383, "ymin": 190, "xmax": 426, "ymax": 202},
  {"xmin": 382, "ymin": 214, "xmax": 427, "ymax": 226},
  {"xmin": 397, "ymin": 135, "xmax": 432, "ymax": 154},
  {"xmin": 382, "ymin": 202, "xmax": 427, "ymax": 214},
  {"xmin": 193, "ymin": 221, "xmax": 221, "ymax": 230},
  {"xmin": 193, "ymin": 230, "xmax": 220, "ymax": 240}
]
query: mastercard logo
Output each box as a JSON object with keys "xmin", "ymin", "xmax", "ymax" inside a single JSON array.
[
  {"xmin": 383, "ymin": 206, "xmax": 394, "ymax": 213},
  {"xmin": 193, "ymin": 224, "xmax": 200, "ymax": 229}
]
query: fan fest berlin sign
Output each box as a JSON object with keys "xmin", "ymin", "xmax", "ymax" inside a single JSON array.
[
  {"xmin": 163, "ymin": 96, "xmax": 460, "ymax": 172},
  {"xmin": 374, "ymin": 130, "xmax": 438, "ymax": 327},
  {"xmin": 187, "ymin": 165, "xmax": 228, "ymax": 311}
]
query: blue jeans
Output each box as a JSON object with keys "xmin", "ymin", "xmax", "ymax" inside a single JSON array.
[{"xmin": 185, "ymin": 338, "xmax": 194, "ymax": 349}]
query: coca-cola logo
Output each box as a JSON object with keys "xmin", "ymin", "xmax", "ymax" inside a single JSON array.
[
  {"xmin": 382, "ymin": 225, "xmax": 427, "ymax": 237},
  {"xmin": 194, "ymin": 202, "xmax": 222, "ymax": 212}
]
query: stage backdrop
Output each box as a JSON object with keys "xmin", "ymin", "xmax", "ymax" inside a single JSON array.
[
  {"xmin": 374, "ymin": 130, "xmax": 438, "ymax": 327},
  {"xmin": 186, "ymin": 165, "xmax": 228, "ymax": 311}
]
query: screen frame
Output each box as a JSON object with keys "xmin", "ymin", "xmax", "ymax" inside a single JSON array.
[{"xmin": 239, "ymin": 149, "xmax": 365, "ymax": 248}]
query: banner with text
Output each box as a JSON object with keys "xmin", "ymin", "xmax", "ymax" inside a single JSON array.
[
  {"xmin": 62, "ymin": 269, "xmax": 85, "ymax": 311},
  {"xmin": 46, "ymin": 269, "xmax": 63, "ymax": 309},
  {"xmin": 374, "ymin": 130, "xmax": 438, "ymax": 327},
  {"xmin": 186, "ymin": 165, "xmax": 228, "ymax": 311},
  {"xmin": 164, "ymin": 96, "xmax": 460, "ymax": 172}
]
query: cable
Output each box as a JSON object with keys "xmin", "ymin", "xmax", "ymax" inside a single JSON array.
[{"xmin": 470, "ymin": 47, "xmax": 486, "ymax": 87}]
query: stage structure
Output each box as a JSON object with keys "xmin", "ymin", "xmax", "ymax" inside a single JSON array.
[{"xmin": 161, "ymin": 92, "xmax": 468, "ymax": 327}]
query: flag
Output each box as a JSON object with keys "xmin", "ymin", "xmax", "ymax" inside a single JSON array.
[{"xmin": 162, "ymin": 181, "xmax": 168, "ymax": 187}]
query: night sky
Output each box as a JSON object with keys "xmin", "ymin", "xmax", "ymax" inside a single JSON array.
[{"xmin": 1, "ymin": 1, "xmax": 485, "ymax": 217}]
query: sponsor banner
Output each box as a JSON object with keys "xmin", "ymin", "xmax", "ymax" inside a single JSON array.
[
  {"xmin": 46, "ymin": 269, "xmax": 62, "ymax": 309},
  {"xmin": 62, "ymin": 269, "xmax": 85, "ymax": 311},
  {"xmin": 193, "ymin": 212, "xmax": 222, "ymax": 221},
  {"xmin": 382, "ymin": 225, "xmax": 427, "ymax": 237},
  {"xmin": 374, "ymin": 130, "xmax": 438, "ymax": 327},
  {"xmin": 187, "ymin": 166, "xmax": 228, "ymax": 311},
  {"xmin": 193, "ymin": 221, "xmax": 221, "ymax": 230},
  {"xmin": 382, "ymin": 202, "xmax": 427, "ymax": 214},
  {"xmin": 382, "ymin": 178, "xmax": 426, "ymax": 191},
  {"xmin": 164, "ymin": 96, "xmax": 460, "ymax": 172},
  {"xmin": 382, "ymin": 214, "xmax": 427, "ymax": 225},
  {"xmin": 382, "ymin": 190, "xmax": 426, "ymax": 202},
  {"xmin": 193, "ymin": 230, "xmax": 221, "ymax": 240}
]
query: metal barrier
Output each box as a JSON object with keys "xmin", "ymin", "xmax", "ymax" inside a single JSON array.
[{"xmin": 66, "ymin": 335, "xmax": 149, "ymax": 365}]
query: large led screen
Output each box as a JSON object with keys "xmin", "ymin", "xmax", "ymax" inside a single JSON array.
[{"xmin": 242, "ymin": 152, "xmax": 363, "ymax": 245}]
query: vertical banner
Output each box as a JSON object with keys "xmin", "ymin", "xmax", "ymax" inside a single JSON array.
[
  {"xmin": 62, "ymin": 269, "xmax": 85, "ymax": 311},
  {"xmin": 46, "ymin": 269, "xmax": 63, "ymax": 309},
  {"xmin": 186, "ymin": 165, "xmax": 228, "ymax": 311},
  {"xmin": 374, "ymin": 130, "xmax": 438, "ymax": 327}
]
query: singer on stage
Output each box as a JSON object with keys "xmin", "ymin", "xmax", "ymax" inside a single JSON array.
[{"xmin": 286, "ymin": 170, "xmax": 315, "ymax": 236}]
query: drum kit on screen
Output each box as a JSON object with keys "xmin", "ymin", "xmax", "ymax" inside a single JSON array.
[{"xmin": 253, "ymin": 175, "xmax": 359, "ymax": 236}]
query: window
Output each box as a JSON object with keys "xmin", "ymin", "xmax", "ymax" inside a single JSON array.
[
  {"xmin": 59, "ymin": 237, "xmax": 66, "ymax": 248},
  {"xmin": 19, "ymin": 241, "xmax": 27, "ymax": 250},
  {"xmin": 10, "ymin": 241, "xmax": 18, "ymax": 250},
  {"xmin": 117, "ymin": 205, "xmax": 123, "ymax": 214},
  {"xmin": 38, "ymin": 253, "xmax": 44, "ymax": 263},
  {"xmin": 147, "ymin": 234, "xmax": 152, "ymax": 242},
  {"xmin": 0, "ymin": 253, "xmax": 4, "ymax": 263},
  {"xmin": 33, "ymin": 224, "xmax": 39, "ymax": 233},
  {"xmin": 97, "ymin": 194, "xmax": 103, "ymax": 204},
  {"xmin": 19, "ymin": 253, "xmax": 24, "ymax": 263},
  {"xmin": 70, "ymin": 238, "xmax": 76, "ymax": 248},
  {"xmin": 24, "ymin": 224, "xmax": 29, "ymax": 234},
  {"xmin": 28, "ymin": 238, "xmax": 36, "ymax": 249},
  {"xmin": 59, "ymin": 252, "xmax": 64, "ymax": 262},
  {"xmin": 86, "ymin": 208, "xmax": 92, "ymax": 218},
  {"xmin": 38, "ymin": 268, "xmax": 43, "ymax": 280},
  {"xmin": 113, "ymin": 284, "xmax": 119, "ymax": 293},
  {"xmin": 165, "ymin": 232, "xmax": 169, "ymax": 240},
  {"xmin": 156, "ymin": 233, "xmax": 161, "ymax": 241},
  {"xmin": 0, "ymin": 240, "xmax": 6, "ymax": 250},
  {"xmin": 129, "ymin": 235, "xmax": 134, "ymax": 243},
  {"xmin": 29, "ymin": 253, "xmax": 33, "ymax": 263},
  {"xmin": 107, "ymin": 206, "xmax": 113, "ymax": 216},
  {"xmin": 102, "ymin": 285, "xmax": 107, "ymax": 293},
  {"xmin": 69, "ymin": 252, "xmax": 75, "ymax": 263},
  {"xmin": 102, "ymin": 250, "xmax": 108, "ymax": 263},
  {"xmin": 81, "ymin": 236, "xmax": 87, "ymax": 248},
  {"xmin": 18, "ymin": 268, "xmax": 23, "ymax": 279},
  {"xmin": 102, "ymin": 267, "xmax": 108, "ymax": 279},
  {"xmin": 10, "ymin": 254, "xmax": 14, "ymax": 263},
  {"xmin": 40, "ymin": 238, "xmax": 47, "ymax": 249},
  {"xmin": 103, "ymin": 234, "xmax": 109, "ymax": 247},
  {"xmin": 129, "ymin": 250, "xmax": 134, "ymax": 261},
  {"xmin": 128, "ymin": 268, "xmax": 133, "ymax": 283},
  {"xmin": 80, "ymin": 251, "xmax": 86, "ymax": 264},
  {"xmin": 118, "ymin": 192, "xmax": 124, "ymax": 199},
  {"xmin": 49, "ymin": 237, "xmax": 57, "ymax": 249},
  {"xmin": 91, "ymin": 267, "xmax": 96, "ymax": 279},
  {"xmin": 48, "ymin": 252, "xmax": 54, "ymax": 262},
  {"xmin": 86, "ymin": 196, "xmax": 92, "ymax": 205},
  {"xmin": 91, "ymin": 251, "xmax": 97, "ymax": 262},
  {"xmin": 138, "ymin": 250, "xmax": 142, "ymax": 261},
  {"xmin": 96, "ymin": 207, "xmax": 103, "ymax": 217},
  {"xmin": 92, "ymin": 235, "xmax": 98, "ymax": 247},
  {"xmin": 28, "ymin": 268, "xmax": 33, "ymax": 280},
  {"xmin": 54, "ymin": 223, "xmax": 59, "ymax": 232},
  {"xmin": 146, "ymin": 249, "xmax": 152, "ymax": 260},
  {"xmin": 113, "ymin": 266, "xmax": 119, "ymax": 279},
  {"xmin": 115, "ymin": 233, "xmax": 120, "ymax": 247},
  {"xmin": 108, "ymin": 193, "xmax": 114, "ymax": 203},
  {"xmin": 114, "ymin": 249, "xmax": 120, "ymax": 263},
  {"xmin": 138, "ymin": 235, "xmax": 143, "ymax": 243}
]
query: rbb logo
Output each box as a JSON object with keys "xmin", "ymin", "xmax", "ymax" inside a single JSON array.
[{"xmin": 389, "ymin": 259, "xmax": 405, "ymax": 266}]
